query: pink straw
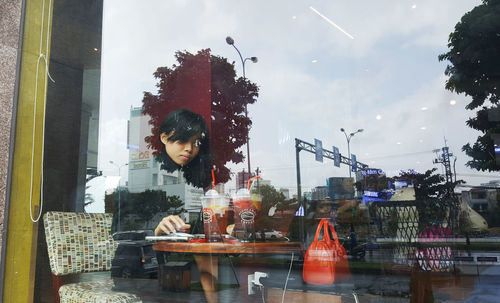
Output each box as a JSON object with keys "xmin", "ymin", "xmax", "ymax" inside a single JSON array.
[
  {"xmin": 211, "ymin": 169, "xmax": 215, "ymax": 189},
  {"xmin": 247, "ymin": 175, "xmax": 261, "ymax": 190}
]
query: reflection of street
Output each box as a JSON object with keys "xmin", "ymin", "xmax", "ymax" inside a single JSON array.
[{"xmin": 58, "ymin": 246, "xmax": 500, "ymax": 303}]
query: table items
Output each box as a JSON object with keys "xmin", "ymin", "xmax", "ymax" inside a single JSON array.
[
  {"xmin": 202, "ymin": 189, "xmax": 229, "ymax": 242},
  {"xmin": 232, "ymin": 176, "xmax": 262, "ymax": 242}
]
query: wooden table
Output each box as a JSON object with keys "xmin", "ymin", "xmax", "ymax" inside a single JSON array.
[
  {"xmin": 153, "ymin": 241, "xmax": 303, "ymax": 255},
  {"xmin": 153, "ymin": 241, "xmax": 303, "ymax": 303}
]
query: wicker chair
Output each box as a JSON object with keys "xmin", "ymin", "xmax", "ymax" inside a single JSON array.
[{"xmin": 43, "ymin": 211, "xmax": 142, "ymax": 303}]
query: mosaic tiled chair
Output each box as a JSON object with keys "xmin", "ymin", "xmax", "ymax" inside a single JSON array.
[{"xmin": 43, "ymin": 211, "xmax": 142, "ymax": 303}]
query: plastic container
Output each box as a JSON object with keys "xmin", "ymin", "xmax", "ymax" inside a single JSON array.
[{"xmin": 201, "ymin": 189, "xmax": 229, "ymax": 242}]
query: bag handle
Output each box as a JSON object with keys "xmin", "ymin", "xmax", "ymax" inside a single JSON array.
[
  {"xmin": 313, "ymin": 219, "xmax": 332, "ymax": 243},
  {"xmin": 328, "ymin": 222, "xmax": 344, "ymax": 258},
  {"xmin": 328, "ymin": 222, "xmax": 340, "ymax": 246}
]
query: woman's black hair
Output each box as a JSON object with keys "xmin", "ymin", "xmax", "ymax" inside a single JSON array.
[{"xmin": 156, "ymin": 108, "xmax": 212, "ymax": 188}]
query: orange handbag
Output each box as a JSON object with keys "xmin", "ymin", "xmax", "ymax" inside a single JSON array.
[
  {"xmin": 303, "ymin": 219, "xmax": 336, "ymax": 284},
  {"xmin": 328, "ymin": 222, "xmax": 351, "ymax": 282}
]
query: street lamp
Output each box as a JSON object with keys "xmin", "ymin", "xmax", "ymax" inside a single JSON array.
[
  {"xmin": 226, "ymin": 36, "xmax": 258, "ymax": 175},
  {"xmin": 340, "ymin": 128, "xmax": 363, "ymax": 178},
  {"xmin": 110, "ymin": 161, "xmax": 128, "ymax": 231}
]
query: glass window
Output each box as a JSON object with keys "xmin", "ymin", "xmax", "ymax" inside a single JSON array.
[{"xmin": 14, "ymin": 1, "xmax": 500, "ymax": 302}]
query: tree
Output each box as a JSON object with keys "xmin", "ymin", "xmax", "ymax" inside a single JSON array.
[
  {"xmin": 394, "ymin": 169, "xmax": 452, "ymax": 200},
  {"xmin": 254, "ymin": 184, "xmax": 286, "ymax": 231},
  {"xmin": 106, "ymin": 188, "xmax": 188, "ymax": 231},
  {"xmin": 439, "ymin": 0, "xmax": 500, "ymax": 171},
  {"xmin": 255, "ymin": 184, "xmax": 286, "ymax": 216},
  {"xmin": 165, "ymin": 195, "xmax": 185, "ymax": 216},
  {"xmin": 130, "ymin": 189, "xmax": 168, "ymax": 222},
  {"xmin": 390, "ymin": 169, "xmax": 463, "ymax": 231},
  {"xmin": 142, "ymin": 49, "xmax": 259, "ymax": 183}
]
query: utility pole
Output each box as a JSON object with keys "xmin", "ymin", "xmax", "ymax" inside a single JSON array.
[
  {"xmin": 255, "ymin": 167, "xmax": 260, "ymax": 191},
  {"xmin": 432, "ymin": 141, "xmax": 460, "ymax": 231},
  {"xmin": 433, "ymin": 144, "xmax": 454, "ymax": 184}
]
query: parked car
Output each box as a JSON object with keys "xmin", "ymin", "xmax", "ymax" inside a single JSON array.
[
  {"xmin": 111, "ymin": 241, "xmax": 158, "ymax": 278},
  {"xmin": 255, "ymin": 230, "xmax": 283, "ymax": 240},
  {"xmin": 112, "ymin": 230, "xmax": 154, "ymax": 242}
]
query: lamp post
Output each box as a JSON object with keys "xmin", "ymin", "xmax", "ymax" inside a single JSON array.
[
  {"xmin": 110, "ymin": 161, "xmax": 128, "ymax": 231},
  {"xmin": 226, "ymin": 36, "xmax": 258, "ymax": 175},
  {"xmin": 340, "ymin": 128, "xmax": 363, "ymax": 178}
]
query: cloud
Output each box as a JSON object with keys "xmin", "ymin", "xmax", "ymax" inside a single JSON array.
[{"xmin": 99, "ymin": 0, "xmax": 497, "ymax": 194}]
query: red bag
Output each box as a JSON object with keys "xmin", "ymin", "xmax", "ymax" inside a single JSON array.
[
  {"xmin": 328, "ymin": 222, "xmax": 351, "ymax": 281},
  {"xmin": 303, "ymin": 219, "xmax": 336, "ymax": 284}
]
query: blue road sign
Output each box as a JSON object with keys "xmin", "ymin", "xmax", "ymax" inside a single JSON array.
[
  {"xmin": 314, "ymin": 139, "xmax": 323, "ymax": 162},
  {"xmin": 351, "ymin": 154, "xmax": 357, "ymax": 172},
  {"xmin": 333, "ymin": 146, "xmax": 340, "ymax": 167}
]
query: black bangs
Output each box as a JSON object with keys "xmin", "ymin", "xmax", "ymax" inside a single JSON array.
[{"xmin": 159, "ymin": 109, "xmax": 208, "ymax": 142}]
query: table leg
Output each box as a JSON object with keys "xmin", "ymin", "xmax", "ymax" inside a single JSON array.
[{"xmin": 194, "ymin": 255, "xmax": 218, "ymax": 303}]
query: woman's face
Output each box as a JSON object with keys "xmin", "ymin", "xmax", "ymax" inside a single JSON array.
[{"xmin": 160, "ymin": 132, "xmax": 201, "ymax": 166}]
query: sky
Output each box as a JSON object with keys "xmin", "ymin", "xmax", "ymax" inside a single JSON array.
[{"xmin": 98, "ymin": 0, "xmax": 498, "ymax": 195}]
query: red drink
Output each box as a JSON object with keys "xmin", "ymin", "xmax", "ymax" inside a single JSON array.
[
  {"xmin": 202, "ymin": 207, "xmax": 228, "ymax": 242},
  {"xmin": 234, "ymin": 199, "xmax": 257, "ymax": 229},
  {"xmin": 201, "ymin": 190, "xmax": 229, "ymax": 242},
  {"xmin": 233, "ymin": 190, "xmax": 261, "ymax": 241}
]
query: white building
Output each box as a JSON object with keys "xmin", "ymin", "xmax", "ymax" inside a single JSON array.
[
  {"xmin": 311, "ymin": 186, "xmax": 329, "ymax": 201},
  {"xmin": 127, "ymin": 107, "xmax": 204, "ymax": 222},
  {"xmin": 462, "ymin": 180, "xmax": 500, "ymax": 213},
  {"xmin": 279, "ymin": 188, "xmax": 290, "ymax": 199}
]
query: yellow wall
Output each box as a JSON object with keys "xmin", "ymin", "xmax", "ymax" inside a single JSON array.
[{"xmin": 3, "ymin": 0, "xmax": 53, "ymax": 302}]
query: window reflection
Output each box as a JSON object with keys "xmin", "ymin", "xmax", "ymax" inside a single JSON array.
[{"xmin": 29, "ymin": 0, "xmax": 500, "ymax": 302}]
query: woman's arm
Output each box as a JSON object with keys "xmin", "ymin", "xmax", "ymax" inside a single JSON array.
[{"xmin": 154, "ymin": 215, "xmax": 191, "ymax": 235}]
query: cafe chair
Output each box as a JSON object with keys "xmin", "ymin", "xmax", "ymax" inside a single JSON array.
[{"xmin": 43, "ymin": 211, "xmax": 142, "ymax": 303}]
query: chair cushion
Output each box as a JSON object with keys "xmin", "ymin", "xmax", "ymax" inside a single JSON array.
[
  {"xmin": 59, "ymin": 279, "xmax": 142, "ymax": 303},
  {"xmin": 44, "ymin": 212, "xmax": 118, "ymax": 275}
]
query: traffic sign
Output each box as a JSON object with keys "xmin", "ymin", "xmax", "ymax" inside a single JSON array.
[
  {"xmin": 332, "ymin": 146, "xmax": 340, "ymax": 167},
  {"xmin": 314, "ymin": 139, "xmax": 323, "ymax": 162}
]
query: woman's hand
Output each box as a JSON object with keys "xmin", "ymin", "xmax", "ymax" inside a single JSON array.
[{"xmin": 154, "ymin": 215, "xmax": 191, "ymax": 235}]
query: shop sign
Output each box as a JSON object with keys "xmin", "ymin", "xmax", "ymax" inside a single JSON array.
[{"xmin": 131, "ymin": 160, "xmax": 150, "ymax": 170}]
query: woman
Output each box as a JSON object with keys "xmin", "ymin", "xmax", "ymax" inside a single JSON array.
[{"xmin": 154, "ymin": 108, "xmax": 212, "ymax": 235}]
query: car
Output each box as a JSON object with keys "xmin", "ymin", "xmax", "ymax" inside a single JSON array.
[
  {"xmin": 255, "ymin": 230, "xmax": 283, "ymax": 240},
  {"xmin": 111, "ymin": 241, "xmax": 158, "ymax": 278},
  {"xmin": 112, "ymin": 230, "xmax": 154, "ymax": 242}
]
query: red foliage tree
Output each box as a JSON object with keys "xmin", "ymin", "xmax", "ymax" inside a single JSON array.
[{"xmin": 142, "ymin": 49, "xmax": 259, "ymax": 184}]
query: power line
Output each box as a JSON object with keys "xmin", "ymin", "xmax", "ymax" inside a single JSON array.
[
  {"xmin": 364, "ymin": 150, "xmax": 436, "ymax": 161},
  {"xmin": 456, "ymin": 173, "xmax": 500, "ymax": 178}
]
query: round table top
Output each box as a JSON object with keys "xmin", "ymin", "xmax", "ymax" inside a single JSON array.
[{"xmin": 153, "ymin": 241, "xmax": 303, "ymax": 254}]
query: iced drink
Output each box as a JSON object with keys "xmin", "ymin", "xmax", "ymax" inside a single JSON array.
[
  {"xmin": 233, "ymin": 189, "xmax": 261, "ymax": 241},
  {"xmin": 201, "ymin": 190, "xmax": 229, "ymax": 242}
]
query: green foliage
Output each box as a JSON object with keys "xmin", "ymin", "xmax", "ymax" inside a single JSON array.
[
  {"xmin": 108, "ymin": 188, "xmax": 185, "ymax": 223},
  {"xmin": 439, "ymin": 0, "xmax": 500, "ymax": 171},
  {"xmin": 142, "ymin": 49, "xmax": 259, "ymax": 183},
  {"xmin": 390, "ymin": 169, "xmax": 464, "ymax": 231},
  {"xmin": 486, "ymin": 200, "xmax": 500, "ymax": 227},
  {"xmin": 394, "ymin": 168, "xmax": 452, "ymax": 200},
  {"xmin": 255, "ymin": 184, "xmax": 286, "ymax": 217},
  {"xmin": 254, "ymin": 184, "xmax": 295, "ymax": 231},
  {"xmin": 129, "ymin": 189, "xmax": 168, "ymax": 221},
  {"xmin": 165, "ymin": 195, "xmax": 186, "ymax": 215}
]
